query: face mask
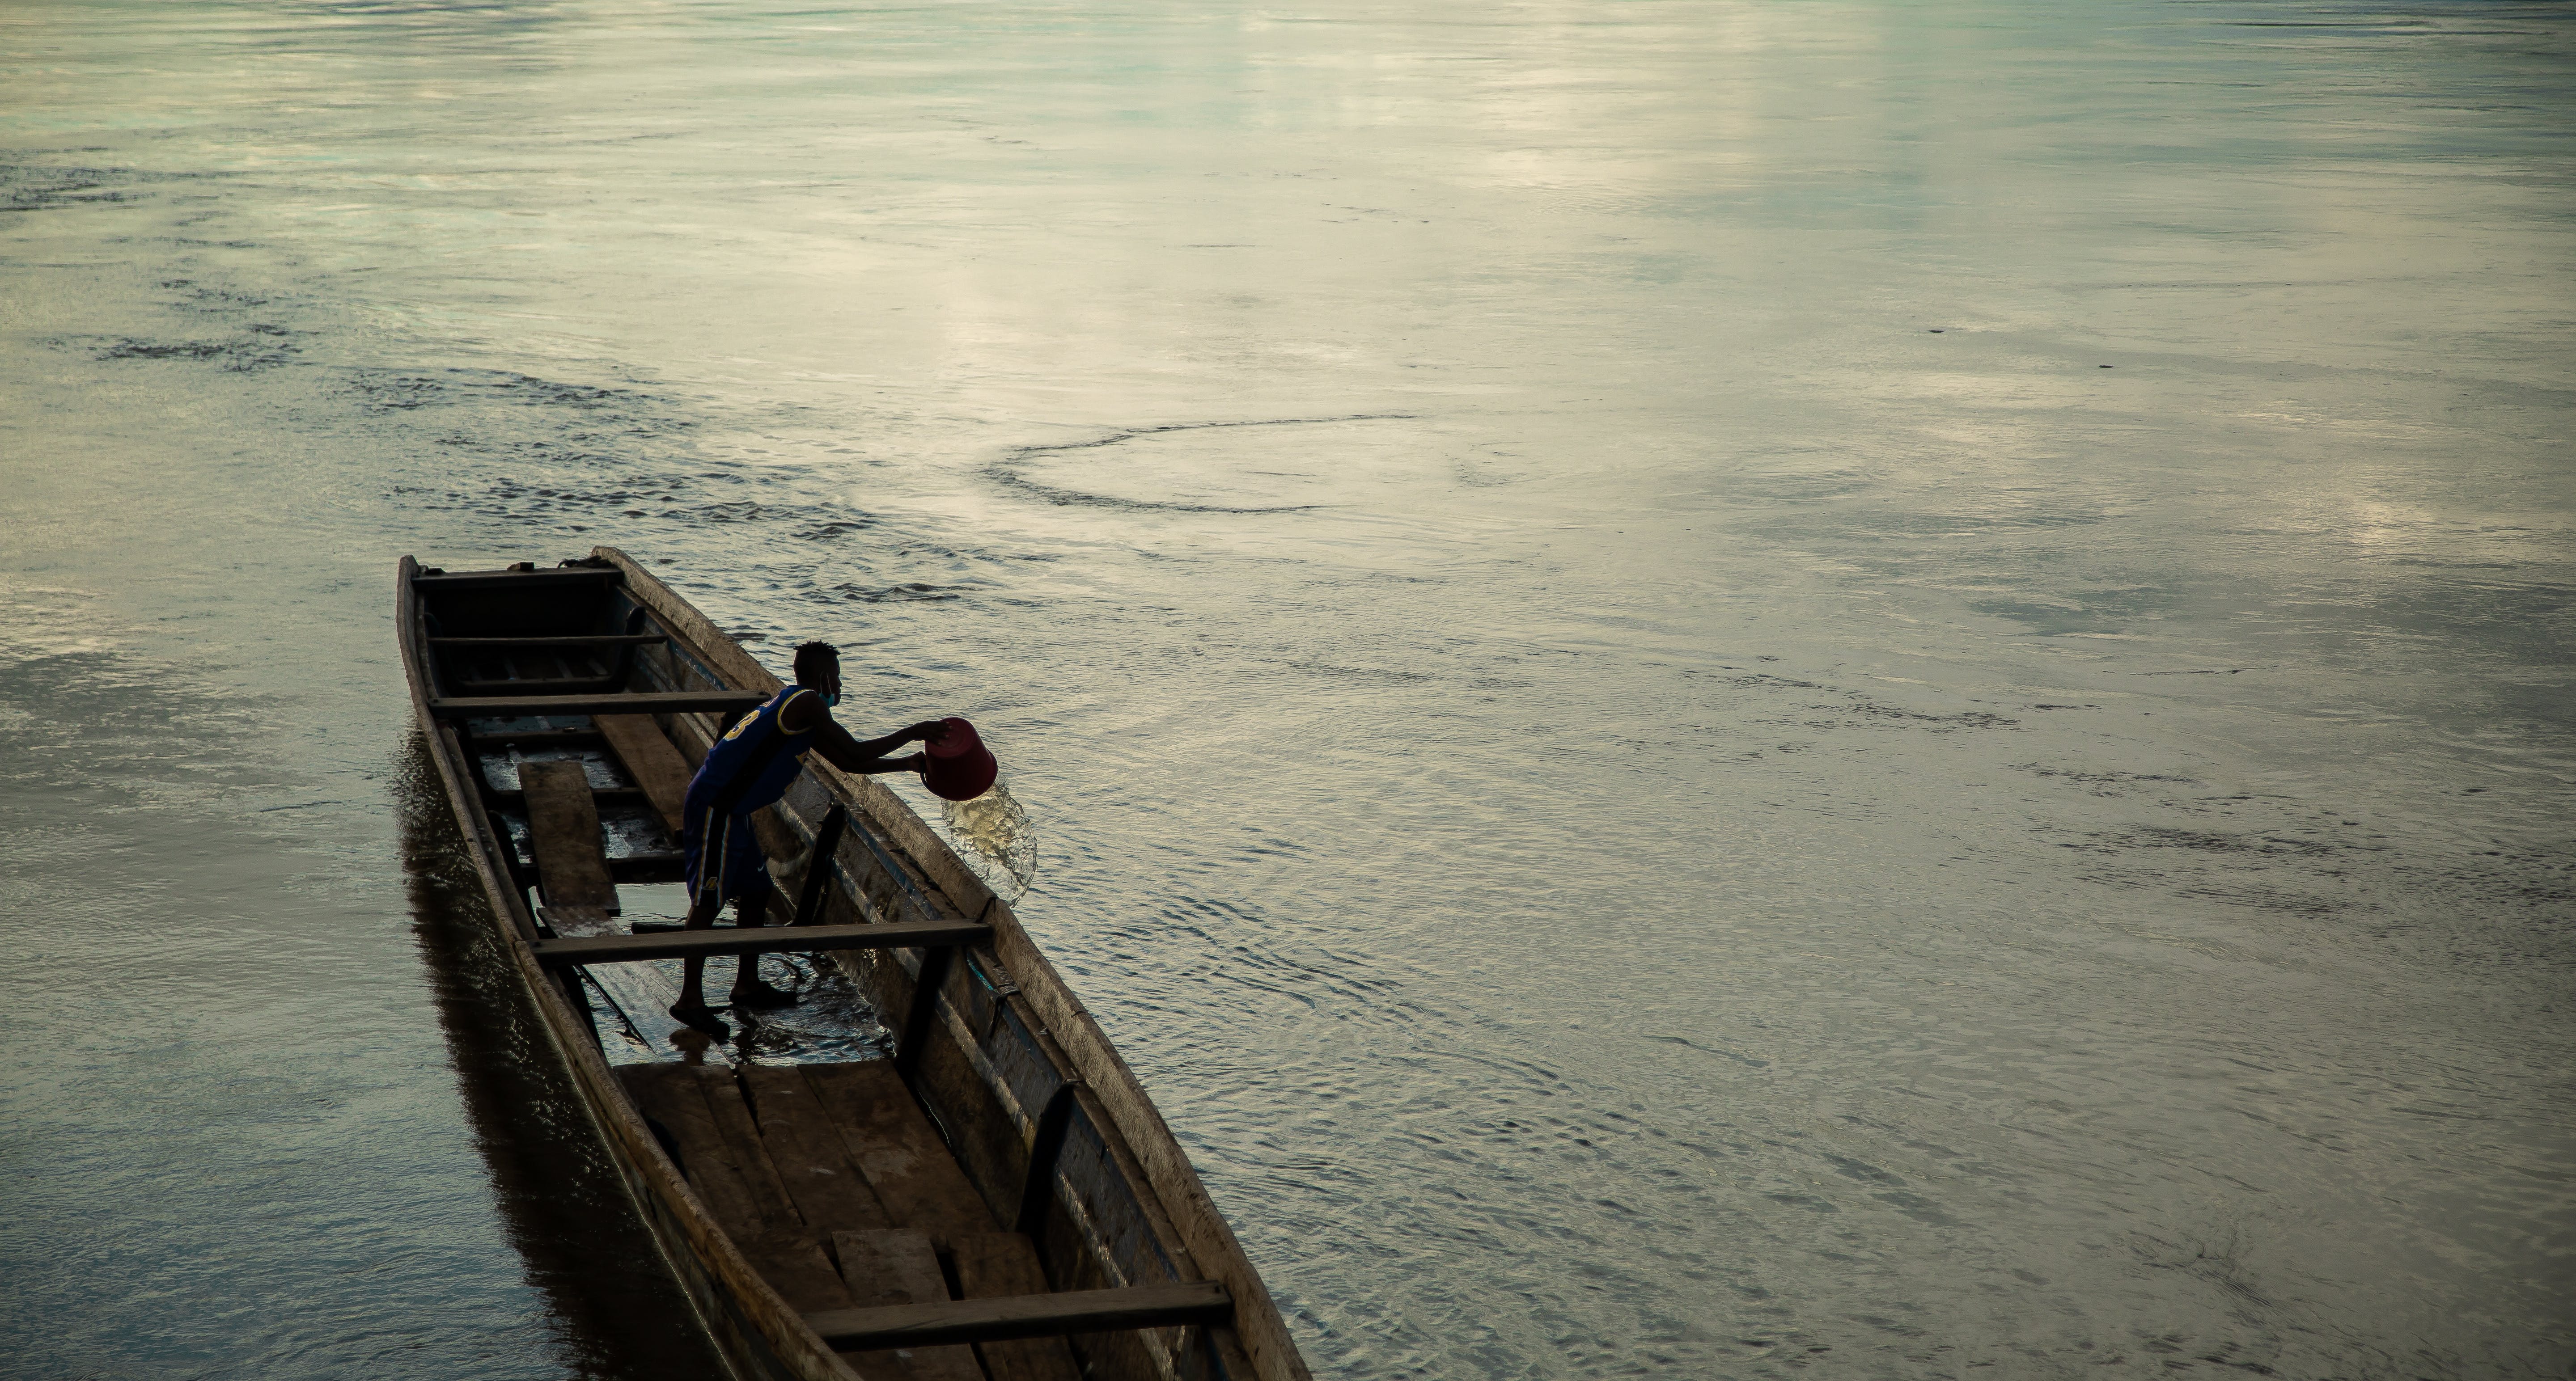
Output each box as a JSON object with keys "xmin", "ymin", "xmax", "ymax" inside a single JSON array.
[{"xmin": 822, "ymin": 690, "xmax": 840, "ymax": 709}]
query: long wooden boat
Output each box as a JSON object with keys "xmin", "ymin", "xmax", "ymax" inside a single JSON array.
[{"xmin": 398, "ymin": 547, "xmax": 1310, "ymax": 1381}]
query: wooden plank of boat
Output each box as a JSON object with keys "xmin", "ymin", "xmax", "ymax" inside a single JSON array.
[
  {"xmin": 606, "ymin": 554, "xmax": 773, "ymax": 694},
  {"xmin": 801, "ymin": 1062, "xmax": 998, "ymax": 1247},
  {"xmin": 964, "ymin": 891, "xmax": 1298, "ymax": 1379},
  {"xmin": 620, "ymin": 1064, "xmax": 777, "ymax": 1241},
  {"xmin": 692, "ymin": 1067, "xmax": 818, "ymax": 1244},
  {"xmin": 830, "ymin": 1230, "xmax": 982, "ymax": 1381},
  {"xmin": 427, "ymin": 690, "xmax": 769, "ymax": 718},
  {"xmin": 521, "ymin": 760, "xmax": 620, "ymax": 915},
  {"xmin": 951, "ymin": 1234, "xmax": 1082, "ymax": 1381},
  {"xmin": 805, "ymin": 1282, "xmax": 1234, "ymax": 1351},
  {"xmin": 622, "ymin": 1064, "xmax": 856, "ymax": 1315},
  {"xmin": 596, "ymin": 713, "xmax": 695, "ymax": 835},
  {"xmin": 532, "ymin": 920, "xmax": 990, "ymax": 966},
  {"xmin": 736, "ymin": 1066, "xmax": 894, "ymax": 1235}
]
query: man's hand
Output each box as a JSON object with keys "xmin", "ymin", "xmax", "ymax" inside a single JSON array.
[{"xmin": 905, "ymin": 720, "xmax": 950, "ymax": 744}]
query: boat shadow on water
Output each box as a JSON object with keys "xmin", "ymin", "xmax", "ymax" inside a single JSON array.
[{"xmin": 395, "ymin": 733, "xmax": 732, "ymax": 1380}]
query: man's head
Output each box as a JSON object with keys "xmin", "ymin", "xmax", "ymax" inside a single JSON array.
[{"xmin": 792, "ymin": 640, "xmax": 841, "ymax": 705}]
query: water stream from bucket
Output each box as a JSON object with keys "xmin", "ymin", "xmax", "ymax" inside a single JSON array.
[{"xmin": 942, "ymin": 782, "xmax": 1040, "ymax": 904}]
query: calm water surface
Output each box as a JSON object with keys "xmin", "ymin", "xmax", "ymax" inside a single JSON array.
[{"xmin": 3, "ymin": 2, "xmax": 2571, "ymax": 1377}]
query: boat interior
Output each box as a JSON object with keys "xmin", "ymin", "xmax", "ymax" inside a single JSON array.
[{"xmin": 409, "ymin": 559, "xmax": 1264, "ymax": 1381}]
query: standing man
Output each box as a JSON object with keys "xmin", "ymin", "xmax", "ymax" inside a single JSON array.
[{"xmin": 671, "ymin": 639, "xmax": 947, "ymax": 1039}]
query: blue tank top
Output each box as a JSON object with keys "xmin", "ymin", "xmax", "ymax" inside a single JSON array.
[{"xmin": 688, "ymin": 685, "xmax": 819, "ymax": 816}]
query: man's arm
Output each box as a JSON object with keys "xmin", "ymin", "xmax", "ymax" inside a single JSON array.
[{"xmin": 781, "ymin": 692, "xmax": 946, "ymax": 774}]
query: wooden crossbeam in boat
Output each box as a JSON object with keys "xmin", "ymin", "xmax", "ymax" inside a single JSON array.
[
  {"xmin": 531, "ymin": 919, "xmax": 990, "ymax": 966},
  {"xmin": 412, "ymin": 568, "xmax": 620, "ymax": 591},
  {"xmin": 452, "ymin": 674, "xmax": 626, "ymax": 694},
  {"xmin": 802, "ymin": 1281, "xmax": 1233, "ymax": 1351},
  {"xmin": 431, "ymin": 633, "xmax": 669, "ymax": 647},
  {"xmin": 427, "ymin": 690, "xmax": 768, "ymax": 718}
]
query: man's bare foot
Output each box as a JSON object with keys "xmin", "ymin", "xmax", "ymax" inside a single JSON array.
[
  {"xmin": 729, "ymin": 979, "xmax": 800, "ymax": 1010},
  {"xmin": 669, "ymin": 1001, "xmax": 731, "ymax": 1040}
]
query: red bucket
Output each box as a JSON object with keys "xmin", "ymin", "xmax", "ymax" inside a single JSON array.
[{"xmin": 922, "ymin": 717, "xmax": 997, "ymax": 801}]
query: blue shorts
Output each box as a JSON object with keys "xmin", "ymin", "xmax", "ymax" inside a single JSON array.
[{"xmin": 681, "ymin": 793, "xmax": 770, "ymax": 908}]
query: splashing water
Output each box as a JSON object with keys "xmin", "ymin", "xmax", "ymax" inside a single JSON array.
[{"xmin": 941, "ymin": 781, "xmax": 1038, "ymax": 901}]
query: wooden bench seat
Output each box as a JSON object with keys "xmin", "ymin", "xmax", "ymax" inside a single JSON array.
[
  {"xmin": 532, "ymin": 920, "xmax": 990, "ymax": 966},
  {"xmin": 803, "ymin": 1283, "xmax": 1233, "ymax": 1351}
]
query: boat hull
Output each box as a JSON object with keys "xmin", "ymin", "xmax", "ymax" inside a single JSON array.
[{"xmin": 397, "ymin": 549, "xmax": 1308, "ymax": 1381}]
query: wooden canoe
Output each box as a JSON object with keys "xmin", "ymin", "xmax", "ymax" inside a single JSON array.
[{"xmin": 398, "ymin": 548, "xmax": 1310, "ymax": 1381}]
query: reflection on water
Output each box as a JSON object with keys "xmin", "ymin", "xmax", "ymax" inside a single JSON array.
[
  {"xmin": 392, "ymin": 739, "xmax": 725, "ymax": 1381},
  {"xmin": 3, "ymin": 0, "xmax": 2571, "ymax": 1377}
]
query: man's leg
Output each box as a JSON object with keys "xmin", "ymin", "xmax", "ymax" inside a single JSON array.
[
  {"xmin": 727, "ymin": 887, "xmax": 798, "ymax": 1009},
  {"xmin": 669, "ymin": 811, "xmax": 733, "ymax": 1039},
  {"xmin": 672, "ymin": 888, "xmax": 729, "ymax": 1030},
  {"xmin": 699, "ymin": 810, "xmax": 796, "ymax": 1010}
]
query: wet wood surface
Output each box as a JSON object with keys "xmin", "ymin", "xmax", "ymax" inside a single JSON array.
[
  {"xmin": 520, "ymin": 760, "xmax": 619, "ymax": 914},
  {"xmin": 801, "ymin": 1062, "xmax": 1000, "ymax": 1249},
  {"xmin": 739, "ymin": 1066, "xmax": 894, "ymax": 1236},
  {"xmin": 618, "ymin": 1065, "xmax": 854, "ymax": 1315},
  {"xmin": 597, "ymin": 712, "xmax": 695, "ymax": 835},
  {"xmin": 831, "ymin": 1229, "xmax": 982, "ymax": 1381}
]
